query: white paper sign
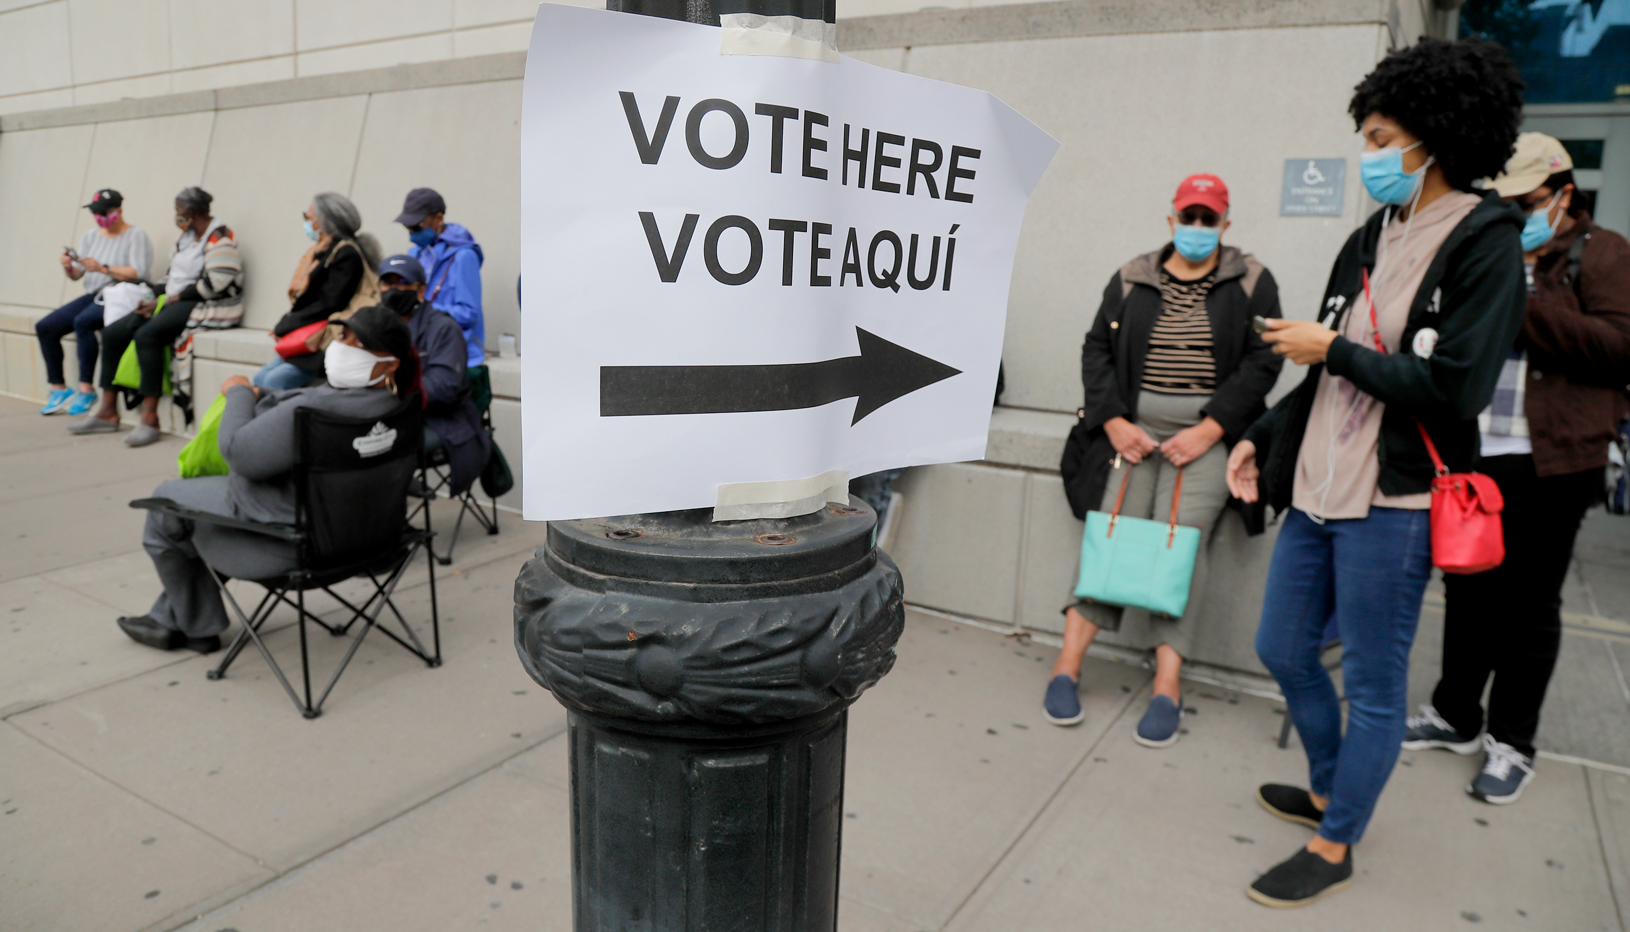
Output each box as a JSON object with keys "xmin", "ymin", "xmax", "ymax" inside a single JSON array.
[{"xmin": 521, "ymin": 3, "xmax": 1057, "ymax": 521}]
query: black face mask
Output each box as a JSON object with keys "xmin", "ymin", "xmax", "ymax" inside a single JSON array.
[{"xmin": 380, "ymin": 288, "xmax": 420, "ymax": 317}]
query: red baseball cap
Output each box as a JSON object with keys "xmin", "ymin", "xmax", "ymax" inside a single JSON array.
[{"xmin": 1173, "ymin": 174, "xmax": 1229, "ymax": 215}]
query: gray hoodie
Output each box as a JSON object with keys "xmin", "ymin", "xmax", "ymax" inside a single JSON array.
[{"xmin": 216, "ymin": 383, "xmax": 402, "ymax": 526}]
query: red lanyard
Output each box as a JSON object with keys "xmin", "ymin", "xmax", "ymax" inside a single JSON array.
[{"xmin": 1359, "ymin": 267, "xmax": 1388, "ymax": 354}]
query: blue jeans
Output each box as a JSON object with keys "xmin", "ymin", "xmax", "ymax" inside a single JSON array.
[
  {"xmin": 35, "ymin": 293, "xmax": 102, "ymax": 386},
  {"xmin": 1255, "ymin": 506, "xmax": 1432, "ymax": 845},
  {"xmin": 254, "ymin": 357, "xmax": 317, "ymax": 390}
]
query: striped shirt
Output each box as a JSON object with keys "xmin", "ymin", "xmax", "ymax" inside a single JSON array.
[
  {"xmin": 1141, "ymin": 268, "xmax": 1216, "ymax": 394},
  {"xmin": 76, "ymin": 226, "xmax": 153, "ymax": 297}
]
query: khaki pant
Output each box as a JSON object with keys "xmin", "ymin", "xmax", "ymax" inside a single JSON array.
[{"xmin": 1072, "ymin": 391, "xmax": 1230, "ymax": 657}]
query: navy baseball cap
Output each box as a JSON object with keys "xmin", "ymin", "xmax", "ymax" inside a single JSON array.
[
  {"xmin": 378, "ymin": 254, "xmax": 426, "ymax": 283},
  {"xmin": 84, "ymin": 189, "xmax": 123, "ymax": 213},
  {"xmin": 394, "ymin": 187, "xmax": 446, "ymax": 226}
]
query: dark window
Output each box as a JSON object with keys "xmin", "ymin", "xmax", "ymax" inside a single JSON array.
[
  {"xmin": 1462, "ymin": 0, "xmax": 1630, "ymax": 104},
  {"xmin": 1560, "ymin": 138, "xmax": 1605, "ymax": 169}
]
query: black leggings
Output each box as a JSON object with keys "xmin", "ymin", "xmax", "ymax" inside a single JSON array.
[
  {"xmin": 1433, "ymin": 454, "xmax": 1604, "ymax": 757},
  {"xmin": 99, "ymin": 299, "xmax": 196, "ymax": 398}
]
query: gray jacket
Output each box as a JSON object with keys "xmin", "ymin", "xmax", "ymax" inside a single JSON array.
[{"xmin": 217, "ymin": 384, "xmax": 402, "ymax": 526}]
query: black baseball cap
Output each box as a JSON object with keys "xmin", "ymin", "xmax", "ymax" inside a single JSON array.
[
  {"xmin": 394, "ymin": 187, "xmax": 446, "ymax": 226},
  {"xmin": 339, "ymin": 305, "xmax": 414, "ymax": 361},
  {"xmin": 378, "ymin": 254, "xmax": 426, "ymax": 283},
  {"xmin": 84, "ymin": 189, "xmax": 123, "ymax": 213}
]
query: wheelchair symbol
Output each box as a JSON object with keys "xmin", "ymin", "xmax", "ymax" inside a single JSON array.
[{"xmin": 1302, "ymin": 161, "xmax": 1327, "ymax": 186}]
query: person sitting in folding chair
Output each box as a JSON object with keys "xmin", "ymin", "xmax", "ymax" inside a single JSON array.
[
  {"xmin": 378, "ymin": 254, "xmax": 497, "ymax": 563},
  {"xmin": 378, "ymin": 254, "xmax": 490, "ymax": 492},
  {"xmin": 118, "ymin": 306, "xmax": 422, "ymax": 655}
]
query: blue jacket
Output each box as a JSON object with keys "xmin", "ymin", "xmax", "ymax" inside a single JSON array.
[{"xmin": 409, "ymin": 222, "xmax": 485, "ymax": 367}]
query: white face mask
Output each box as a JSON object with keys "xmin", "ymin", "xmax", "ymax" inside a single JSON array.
[{"xmin": 324, "ymin": 340, "xmax": 393, "ymax": 389}]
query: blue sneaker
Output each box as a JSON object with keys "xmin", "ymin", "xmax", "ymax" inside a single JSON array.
[
  {"xmin": 1043, "ymin": 674, "xmax": 1083, "ymax": 726},
  {"xmin": 65, "ymin": 390, "xmax": 98, "ymax": 417},
  {"xmin": 1468, "ymin": 734, "xmax": 1535, "ymax": 805},
  {"xmin": 1401, "ymin": 703, "xmax": 1480, "ymax": 755},
  {"xmin": 1134, "ymin": 694, "xmax": 1183, "ymax": 748},
  {"xmin": 39, "ymin": 388, "xmax": 74, "ymax": 415}
]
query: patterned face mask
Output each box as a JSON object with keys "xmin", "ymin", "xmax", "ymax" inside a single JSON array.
[{"xmin": 94, "ymin": 210, "xmax": 120, "ymax": 230}]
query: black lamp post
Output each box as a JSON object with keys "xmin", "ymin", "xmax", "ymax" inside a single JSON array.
[{"xmin": 515, "ymin": 11, "xmax": 901, "ymax": 926}]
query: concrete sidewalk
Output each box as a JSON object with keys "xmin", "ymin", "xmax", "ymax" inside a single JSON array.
[{"xmin": 2, "ymin": 392, "xmax": 1627, "ymax": 932}]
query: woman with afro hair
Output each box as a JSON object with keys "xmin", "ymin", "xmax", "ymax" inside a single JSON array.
[{"xmin": 1224, "ymin": 37, "xmax": 1527, "ymax": 907}]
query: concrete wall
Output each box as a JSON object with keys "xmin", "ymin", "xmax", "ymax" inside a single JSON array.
[
  {"xmin": 0, "ymin": 55, "xmax": 526, "ymax": 342},
  {"xmin": 0, "ymin": 0, "xmax": 1452, "ymax": 677},
  {"xmin": 0, "ymin": 0, "xmax": 581, "ymax": 114},
  {"xmin": 0, "ymin": 0, "xmax": 1450, "ymax": 113}
]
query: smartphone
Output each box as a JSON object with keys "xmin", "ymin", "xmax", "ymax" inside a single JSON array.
[
  {"xmin": 63, "ymin": 246, "xmax": 79, "ymax": 260},
  {"xmin": 1252, "ymin": 315, "xmax": 1270, "ymax": 333}
]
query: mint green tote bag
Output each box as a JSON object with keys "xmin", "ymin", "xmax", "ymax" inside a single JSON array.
[{"xmin": 1073, "ymin": 464, "xmax": 1201, "ymax": 618}]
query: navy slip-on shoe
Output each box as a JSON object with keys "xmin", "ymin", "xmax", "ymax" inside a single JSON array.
[
  {"xmin": 1043, "ymin": 674, "xmax": 1083, "ymax": 726},
  {"xmin": 1134, "ymin": 694, "xmax": 1182, "ymax": 748}
]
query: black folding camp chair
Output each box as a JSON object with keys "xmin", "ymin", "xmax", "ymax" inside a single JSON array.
[
  {"xmin": 130, "ymin": 395, "xmax": 440, "ymax": 719},
  {"xmin": 416, "ymin": 364, "xmax": 500, "ymax": 565}
]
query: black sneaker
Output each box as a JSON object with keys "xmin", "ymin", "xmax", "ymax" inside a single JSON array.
[
  {"xmin": 1248, "ymin": 846, "xmax": 1353, "ymax": 908},
  {"xmin": 1401, "ymin": 703, "xmax": 1480, "ymax": 754},
  {"xmin": 1257, "ymin": 784, "xmax": 1324, "ymax": 829},
  {"xmin": 117, "ymin": 615, "xmax": 184, "ymax": 650}
]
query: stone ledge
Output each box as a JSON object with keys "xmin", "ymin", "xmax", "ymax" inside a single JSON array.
[
  {"xmin": 191, "ymin": 327, "xmax": 277, "ymax": 367},
  {"xmin": 983, "ymin": 406, "xmax": 1072, "ymax": 472},
  {"xmin": 0, "ymin": 303, "xmax": 43, "ymax": 336},
  {"xmin": 488, "ymin": 356, "xmax": 521, "ymax": 400}
]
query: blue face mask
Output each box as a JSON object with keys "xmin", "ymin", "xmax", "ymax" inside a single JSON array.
[
  {"xmin": 1360, "ymin": 141, "xmax": 1430, "ymax": 206},
  {"xmin": 409, "ymin": 226, "xmax": 438, "ymax": 248},
  {"xmin": 302, "ymin": 218, "xmax": 318, "ymax": 242},
  {"xmin": 1172, "ymin": 224, "xmax": 1219, "ymax": 262},
  {"xmin": 1520, "ymin": 194, "xmax": 1560, "ymax": 251}
]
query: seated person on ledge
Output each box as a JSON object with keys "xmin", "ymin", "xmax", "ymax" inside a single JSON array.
[
  {"xmin": 379, "ymin": 254, "xmax": 491, "ymax": 493},
  {"xmin": 72, "ymin": 186, "xmax": 242, "ymax": 446},
  {"xmin": 118, "ymin": 306, "xmax": 420, "ymax": 653}
]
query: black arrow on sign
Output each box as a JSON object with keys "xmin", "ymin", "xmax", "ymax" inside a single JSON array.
[{"xmin": 600, "ymin": 327, "xmax": 962, "ymax": 425}]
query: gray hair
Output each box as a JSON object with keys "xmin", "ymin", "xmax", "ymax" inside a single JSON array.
[
  {"xmin": 175, "ymin": 186, "xmax": 213, "ymax": 216},
  {"xmin": 312, "ymin": 191, "xmax": 381, "ymax": 268}
]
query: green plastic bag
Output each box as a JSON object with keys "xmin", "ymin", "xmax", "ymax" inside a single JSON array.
[
  {"xmin": 177, "ymin": 395, "xmax": 229, "ymax": 478},
  {"xmin": 113, "ymin": 344, "xmax": 172, "ymax": 395},
  {"xmin": 112, "ymin": 294, "xmax": 172, "ymax": 394}
]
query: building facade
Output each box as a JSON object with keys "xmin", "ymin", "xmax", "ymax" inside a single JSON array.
[{"xmin": 0, "ymin": 0, "xmax": 1470, "ymax": 681}]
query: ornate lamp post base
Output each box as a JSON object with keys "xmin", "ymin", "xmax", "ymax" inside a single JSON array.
[{"xmin": 515, "ymin": 504, "xmax": 903, "ymax": 931}]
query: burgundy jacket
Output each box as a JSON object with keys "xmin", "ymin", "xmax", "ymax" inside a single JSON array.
[{"xmin": 1522, "ymin": 214, "xmax": 1630, "ymax": 476}]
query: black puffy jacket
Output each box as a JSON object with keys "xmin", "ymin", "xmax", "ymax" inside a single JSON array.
[{"xmin": 1061, "ymin": 244, "xmax": 1283, "ymax": 523}]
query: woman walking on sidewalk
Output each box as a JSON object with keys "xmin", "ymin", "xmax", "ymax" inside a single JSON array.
[
  {"xmin": 1045, "ymin": 174, "xmax": 1283, "ymax": 746},
  {"xmin": 1225, "ymin": 38, "xmax": 1527, "ymax": 906},
  {"xmin": 1404, "ymin": 133, "xmax": 1630, "ymax": 805}
]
